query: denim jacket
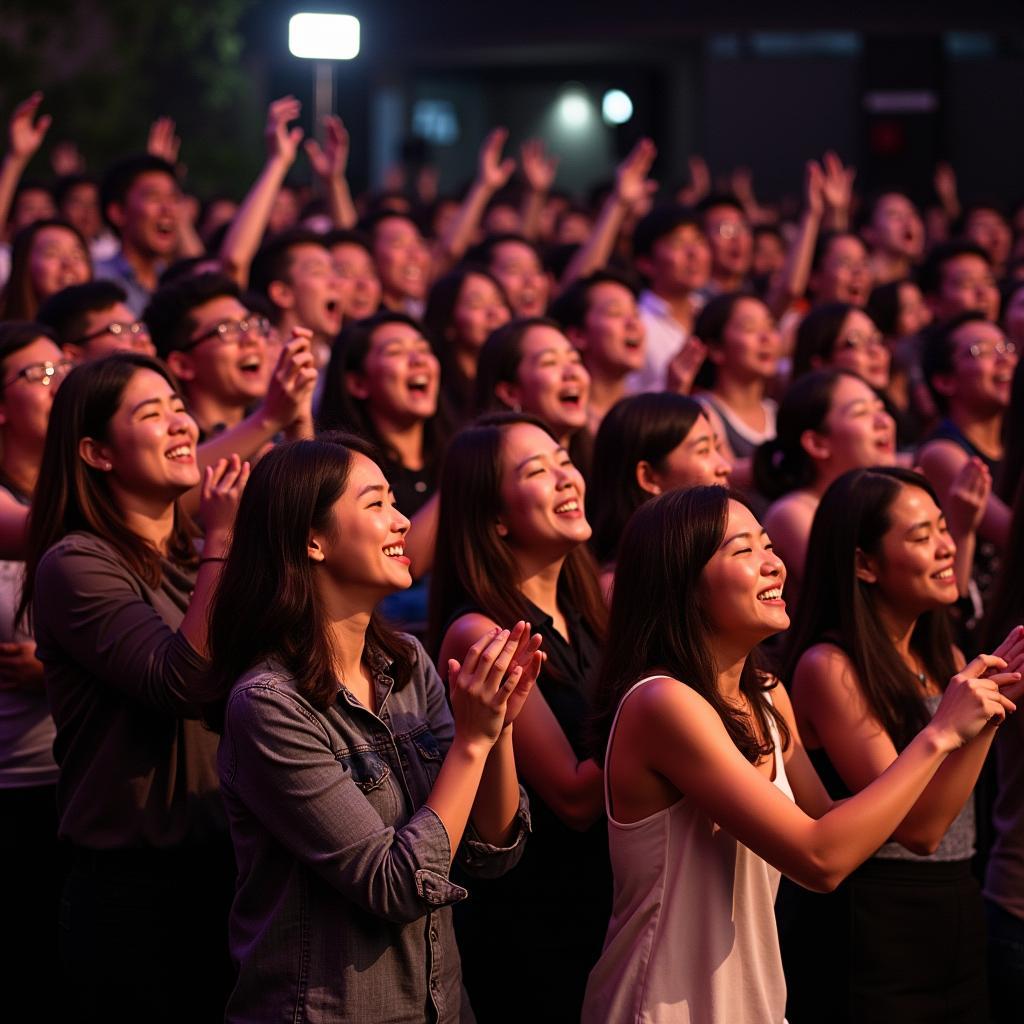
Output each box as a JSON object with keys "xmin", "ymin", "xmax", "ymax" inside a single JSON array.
[{"xmin": 218, "ymin": 635, "xmax": 530, "ymax": 1024}]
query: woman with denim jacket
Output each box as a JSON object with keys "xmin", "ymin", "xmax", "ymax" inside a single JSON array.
[{"xmin": 206, "ymin": 434, "xmax": 539, "ymax": 1024}]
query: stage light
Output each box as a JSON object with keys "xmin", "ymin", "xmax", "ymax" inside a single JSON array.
[
  {"xmin": 288, "ymin": 13, "xmax": 361, "ymax": 61},
  {"xmin": 558, "ymin": 90, "xmax": 592, "ymax": 129},
  {"xmin": 602, "ymin": 89, "xmax": 634, "ymax": 125}
]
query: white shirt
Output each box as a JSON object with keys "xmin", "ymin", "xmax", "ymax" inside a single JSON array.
[{"xmin": 625, "ymin": 289, "xmax": 701, "ymax": 395}]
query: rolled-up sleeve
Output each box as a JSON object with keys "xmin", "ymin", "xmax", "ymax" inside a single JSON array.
[
  {"xmin": 414, "ymin": 641, "xmax": 531, "ymax": 880},
  {"xmin": 34, "ymin": 540, "xmax": 207, "ymax": 717},
  {"xmin": 223, "ymin": 681, "xmax": 468, "ymax": 924}
]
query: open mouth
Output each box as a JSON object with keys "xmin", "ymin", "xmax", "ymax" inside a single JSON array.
[
  {"xmin": 238, "ymin": 354, "xmax": 263, "ymax": 375},
  {"xmin": 407, "ymin": 373, "xmax": 431, "ymax": 394},
  {"xmin": 931, "ymin": 566, "xmax": 955, "ymax": 583},
  {"xmin": 757, "ymin": 585, "xmax": 784, "ymax": 603},
  {"xmin": 383, "ymin": 543, "xmax": 411, "ymax": 565},
  {"xmin": 624, "ymin": 337, "xmax": 643, "ymax": 350},
  {"xmin": 557, "ymin": 387, "xmax": 582, "ymax": 407},
  {"xmin": 554, "ymin": 498, "xmax": 580, "ymax": 515},
  {"xmin": 165, "ymin": 444, "xmax": 193, "ymax": 461}
]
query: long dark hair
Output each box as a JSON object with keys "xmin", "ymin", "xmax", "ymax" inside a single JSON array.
[
  {"xmin": 792, "ymin": 302, "xmax": 860, "ymax": 380},
  {"xmin": 423, "ymin": 265, "xmax": 509, "ymax": 419},
  {"xmin": 783, "ymin": 467, "xmax": 957, "ymax": 751},
  {"xmin": 474, "ymin": 316, "xmax": 593, "ymax": 474},
  {"xmin": 691, "ymin": 291, "xmax": 751, "ymax": 390},
  {"xmin": 590, "ymin": 486, "xmax": 790, "ymax": 766},
  {"xmin": 428, "ymin": 411, "xmax": 606, "ymax": 676},
  {"xmin": 317, "ymin": 309, "xmax": 451, "ymax": 476},
  {"xmin": 1, "ymin": 218, "xmax": 92, "ymax": 321},
  {"xmin": 588, "ymin": 392, "xmax": 705, "ymax": 565},
  {"xmin": 753, "ymin": 368, "xmax": 862, "ymax": 500},
  {"xmin": 18, "ymin": 354, "xmax": 198, "ymax": 628},
  {"xmin": 204, "ymin": 434, "xmax": 416, "ymax": 731}
]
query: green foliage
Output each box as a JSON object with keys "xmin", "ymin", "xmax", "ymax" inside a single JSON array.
[{"xmin": 0, "ymin": 0, "xmax": 264, "ymax": 196}]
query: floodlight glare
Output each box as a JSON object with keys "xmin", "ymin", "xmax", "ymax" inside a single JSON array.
[
  {"xmin": 558, "ymin": 91, "xmax": 591, "ymax": 128},
  {"xmin": 602, "ymin": 89, "xmax": 634, "ymax": 125},
  {"xmin": 288, "ymin": 13, "xmax": 360, "ymax": 60}
]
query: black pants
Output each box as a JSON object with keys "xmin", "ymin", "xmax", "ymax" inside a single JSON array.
[
  {"xmin": 59, "ymin": 840, "xmax": 237, "ymax": 1024},
  {"xmin": 0, "ymin": 783, "xmax": 70, "ymax": 1021},
  {"xmin": 779, "ymin": 857, "xmax": 989, "ymax": 1023}
]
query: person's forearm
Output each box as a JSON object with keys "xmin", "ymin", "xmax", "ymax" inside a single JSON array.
[
  {"xmin": 425, "ymin": 736, "xmax": 492, "ymax": 864},
  {"xmin": 220, "ymin": 155, "xmax": 292, "ymax": 287},
  {"xmin": 178, "ymin": 530, "xmax": 231, "ymax": 657},
  {"xmin": 469, "ymin": 727, "xmax": 521, "ymax": 845},
  {"xmin": 950, "ymin": 527, "xmax": 977, "ymax": 597},
  {"xmin": 767, "ymin": 209, "xmax": 820, "ymax": 319},
  {"xmin": 560, "ymin": 195, "xmax": 627, "ymax": 291},
  {"xmin": 520, "ymin": 188, "xmax": 546, "ymax": 241},
  {"xmin": 323, "ymin": 174, "xmax": 357, "ymax": 229},
  {"xmin": 405, "ymin": 493, "xmax": 439, "ymax": 579},
  {"xmin": 435, "ymin": 180, "xmax": 493, "ymax": 270},
  {"xmin": 0, "ymin": 154, "xmax": 28, "ymax": 238},
  {"xmin": 804, "ymin": 724, "xmax": 950, "ymax": 889}
]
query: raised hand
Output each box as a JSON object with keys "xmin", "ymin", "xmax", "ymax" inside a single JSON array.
[
  {"xmin": 615, "ymin": 137, "xmax": 658, "ymax": 209},
  {"xmin": 447, "ymin": 623, "xmax": 531, "ymax": 751},
  {"xmin": 477, "ymin": 127, "xmax": 516, "ymax": 192},
  {"xmin": 677, "ymin": 154, "xmax": 710, "ymax": 206},
  {"xmin": 934, "ymin": 162, "xmax": 959, "ymax": 215},
  {"xmin": 261, "ymin": 330, "xmax": 318, "ymax": 431},
  {"xmin": 931, "ymin": 652, "xmax": 1020, "ymax": 749},
  {"xmin": 498, "ymin": 621, "xmax": 544, "ymax": 726},
  {"xmin": 946, "ymin": 456, "xmax": 991, "ymax": 538},
  {"xmin": 666, "ymin": 335, "xmax": 708, "ymax": 395},
  {"xmin": 990, "ymin": 625, "xmax": 1024, "ymax": 684},
  {"xmin": 520, "ymin": 138, "xmax": 559, "ymax": 193},
  {"xmin": 199, "ymin": 454, "xmax": 251, "ymax": 543},
  {"xmin": 147, "ymin": 116, "xmax": 181, "ymax": 165},
  {"xmin": 804, "ymin": 159, "xmax": 825, "ymax": 219},
  {"xmin": 820, "ymin": 151, "xmax": 856, "ymax": 213},
  {"xmin": 7, "ymin": 92, "xmax": 51, "ymax": 163},
  {"xmin": 265, "ymin": 96, "xmax": 304, "ymax": 165},
  {"xmin": 304, "ymin": 115, "xmax": 350, "ymax": 180}
]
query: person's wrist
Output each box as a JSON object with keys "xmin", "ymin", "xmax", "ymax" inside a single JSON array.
[
  {"xmin": 201, "ymin": 530, "xmax": 232, "ymax": 560},
  {"xmin": 451, "ymin": 732, "xmax": 496, "ymax": 763}
]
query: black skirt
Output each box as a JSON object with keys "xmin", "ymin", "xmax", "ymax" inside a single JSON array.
[{"xmin": 778, "ymin": 857, "xmax": 989, "ymax": 1023}]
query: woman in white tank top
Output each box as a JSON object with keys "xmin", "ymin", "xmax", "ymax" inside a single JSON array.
[{"xmin": 583, "ymin": 486, "xmax": 1024, "ymax": 1024}]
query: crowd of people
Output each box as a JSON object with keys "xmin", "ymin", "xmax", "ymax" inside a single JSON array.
[{"xmin": 1, "ymin": 85, "xmax": 1023, "ymax": 1023}]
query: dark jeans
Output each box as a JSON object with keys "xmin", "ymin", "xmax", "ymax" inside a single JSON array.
[
  {"xmin": 60, "ymin": 840, "xmax": 236, "ymax": 1024},
  {"xmin": 0, "ymin": 783, "xmax": 70, "ymax": 1020},
  {"xmin": 986, "ymin": 898, "xmax": 1024, "ymax": 1024}
]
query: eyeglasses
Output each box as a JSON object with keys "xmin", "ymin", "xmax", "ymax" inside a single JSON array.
[
  {"xmin": 2, "ymin": 359, "xmax": 74, "ymax": 390},
  {"xmin": 966, "ymin": 340, "xmax": 1017, "ymax": 360},
  {"xmin": 181, "ymin": 316, "xmax": 271, "ymax": 352},
  {"xmin": 711, "ymin": 221, "xmax": 750, "ymax": 240},
  {"xmin": 68, "ymin": 320, "xmax": 150, "ymax": 348},
  {"xmin": 840, "ymin": 332, "xmax": 885, "ymax": 353}
]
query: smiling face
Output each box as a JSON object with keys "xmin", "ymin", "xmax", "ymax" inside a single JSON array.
[
  {"xmin": 497, "ymin": 422, "xmax": 591, "ymax": 558},
  {"xmin": 373, "ymin": 216, "xmax": 429, "ymax": 304},
  {"xmin": 642, "ymin": 223, "xmax": 711, "ymax": 296},
  {"xmin": 934, "ymin": 254, "xmax": 999, "ymax": 322},
  {"xmin": 858, "ymin": 484, "xmax": 957, "ymax": 616},
  {"xmin": 707, "ymin": 296, "xmax": 780, "ymax": 383},
  {"xmin": 280, "ymin": 243, "xmax": 343, "ymax": 339},
  {"xmin": 941, "ymin": 319, "xmax": 1018, "ymax": 414},
  {"xmin": 701, "ymin": 499, "xmax": 789, "ymax": 641},
  {"xmin": 331, "ymin": 241, "xmax": 382, "ymax": 321},
  {"xmin": 347, "ymin": 321, "xmax": 440, "ymax": 428},
  {"xmin": 808, "ymin": 374, "xmax": 896, "ymax": 476},
  {"xmin": 450, "ymin": 273, "xmax": 511, "ymax": 352},
  {"xmin": 498, "ymin": 325, "xmax": 590, "ymax": 440},
  {"xmin": 170, "ymin": 295, "xmax": 269, "ymax": 409},
  {"xmin": 826, "ymin": 309, "xmax": 891, "ymax": 390},
  {"xmin": 964, "ymin": 208, "xmax": 1011, "ymax": 270},
  {"xmin": 113, "ymin": 171, "xmax": 180, "ymax": 259},
  {"xmin": 489, "ymin": 240, "xmax": 549, "ymax": 318},
  {"xmin": 814, "ymin": 235, "xmax": 871, "ymax": 306},
  {"xmin": 641, "ymin": 412, "xmax": 732, "ymax": 493},
  {"xmin": 75, "ymin": 302, "xmax": 156, "ymax": 360},
  {"xmin": 571, "ymin": 280, "xmax": 645, "ymax": 376},
  {"xmin": 0, "ymin": 337, "xmax": 68, "ymax": 448},
  {"xmin": 311, "ymin": 451, "xmax": 413, "ymax": 601},
  {"xmin": 92, "ymin": 367, "xmax": 200, "ymax": 502},
  {"xmin": 868, "ymin": 193, "xmax": 924, "ymax": 261},
  {"xmin": 28, "ymin": 225, "xmax": 90, "ymax": 300}
]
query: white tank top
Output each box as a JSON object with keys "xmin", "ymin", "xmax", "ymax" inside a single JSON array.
[{"xmin": 582, "ymin": 676, "xmax": 793, "ymax": 1024}]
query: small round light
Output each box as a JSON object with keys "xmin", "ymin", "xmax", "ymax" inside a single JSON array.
[{"xmin": 602, "ymin": 89, "xmax": 634, "ymax": 126}]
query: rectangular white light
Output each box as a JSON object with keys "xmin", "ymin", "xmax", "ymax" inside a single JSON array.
[{"xmin": 288, "ymin": 13, "xmax": 360, "ymax": 60}]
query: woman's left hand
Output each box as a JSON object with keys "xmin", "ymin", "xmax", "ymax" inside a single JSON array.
[{"xmin": 501, "ymin": 623, "xmax": 544, "ymax": 727}]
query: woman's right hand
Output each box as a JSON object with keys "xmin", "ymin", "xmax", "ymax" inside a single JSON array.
[
  {"xmin": 199, "ymin": 454, "xmax": 250, "ymax": 552},
  {"xmin": 930, "ymin": 652, "xmax": 1020, "ymax": 750},
  {"xmin": 447, "ymin": 622, "xmax": 529, "ymax": 754}
]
